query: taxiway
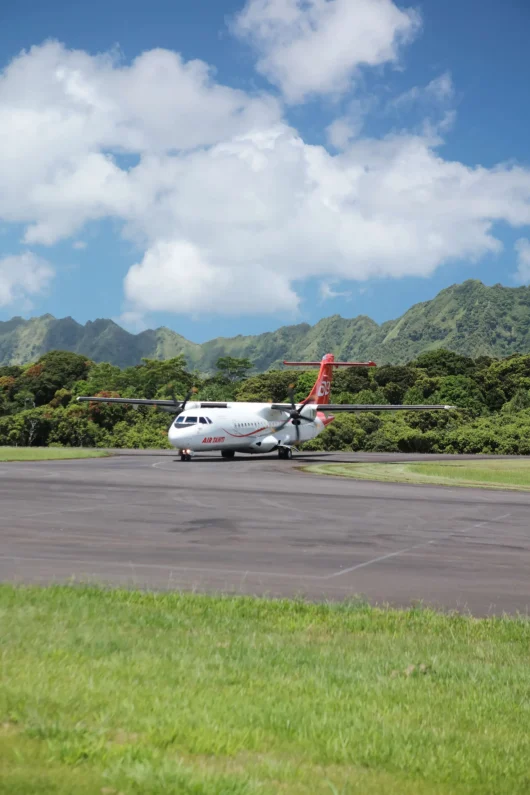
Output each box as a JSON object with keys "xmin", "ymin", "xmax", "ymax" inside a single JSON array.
[{"xmin": 1, "ymin": 451, "xmax": 529, "ymax": 615}]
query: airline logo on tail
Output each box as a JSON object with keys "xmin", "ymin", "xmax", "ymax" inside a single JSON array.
[{"xmin": 283, "ymin": 354, "xmax": 376, "ymax": 406}]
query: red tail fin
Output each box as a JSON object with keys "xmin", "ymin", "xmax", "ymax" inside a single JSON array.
[{"xmin": 283, "ymin": 354, "xmax": 376, "ymax": 406}]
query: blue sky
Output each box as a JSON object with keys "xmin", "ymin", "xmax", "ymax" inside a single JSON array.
[{"xmin": 1, "ymin": 0, "xmax": 530, "ymax": 343}]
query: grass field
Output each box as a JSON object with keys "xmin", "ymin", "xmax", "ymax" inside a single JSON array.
[
  {"xmin": 1, "ymin": 586, "xmax": 529, "ymax": 794},
  {"xmin": 0, "ymin": 447, "xmax": 108, "ymax": 461},
  {"xmin": 303, "ymin": 459, "xmax": 530, "ymax": 491}
]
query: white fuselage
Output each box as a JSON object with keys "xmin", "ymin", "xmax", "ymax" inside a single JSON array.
[{"xmin": 167, "ymin": 401, "xmax": 329, "ymax": 454}]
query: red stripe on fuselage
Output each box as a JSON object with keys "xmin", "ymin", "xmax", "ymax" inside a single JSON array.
[{"xmin": 222, "ymin": 426, "xmax": 268, "ymax": 438}]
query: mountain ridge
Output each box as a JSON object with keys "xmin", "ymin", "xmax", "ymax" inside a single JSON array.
[{"xmin": 2, "ymin": 279, "xmax": 530, "ymax": 371}]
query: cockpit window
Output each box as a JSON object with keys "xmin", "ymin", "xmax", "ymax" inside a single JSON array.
[{"xmin": 174, "ymin": 415, "xmax": 212, "ymax": 426}]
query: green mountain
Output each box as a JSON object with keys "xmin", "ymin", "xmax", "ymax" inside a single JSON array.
[{"xmin": 3, "ymin": 280, "xmax": 530, "ymax": 371}]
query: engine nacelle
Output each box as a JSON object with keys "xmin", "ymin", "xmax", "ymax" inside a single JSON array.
[
  {"xmin": 300, "ymin": 405, "xmax": 317, "ymax": 420},
  {"xmin": 247, "ymin": 434, "xmax": 278, "ymax": 454}
]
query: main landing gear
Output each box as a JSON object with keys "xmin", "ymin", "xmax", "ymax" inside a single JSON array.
[
  {"xmin": 221, "ymin": 450, "xmax": 235, "ymax": 460},
  {"xmin": 278, "ymin": 447, "xmax": 293, "ymax": 460}
]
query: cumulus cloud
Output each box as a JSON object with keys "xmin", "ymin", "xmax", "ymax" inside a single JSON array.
[
  {"xmin": 514, "ymin": 238, "xmax": 530, "ymax": 283},
  {"xmin": 0, "ymin": 252, "xmax": 54, "ymax": 308},
  {"xmin": 1, "ymin": 33, "xmax": 530, "ymax": 319},
  {"xmin": 0, "ymin": 40, "xmax": 281, "ymax": 244},
  {"xmin": 232, "ymin": 0, "xmax": 420, "ymax": 103},
  {"xmin": 124, "ymin": 239, "xmax": 299, "ymax": 315}
]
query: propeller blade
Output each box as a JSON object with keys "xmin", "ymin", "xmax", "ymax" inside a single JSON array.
[
  {"xmin": 174, "ymin": 387, "xmax": 197, "ymax": 415},
  {"xmin": 273, "ymin": 385, "xmax": 314, "ymax": 437}
]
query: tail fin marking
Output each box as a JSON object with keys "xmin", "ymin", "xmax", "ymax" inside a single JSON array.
[{"xmin": 283, "ymin": 354, "xmax": 376, "ymax": 406}]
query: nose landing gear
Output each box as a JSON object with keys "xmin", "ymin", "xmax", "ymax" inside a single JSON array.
[{"xmin": 180, "ymin": 449, "xmax": 192, "ymax": 462}]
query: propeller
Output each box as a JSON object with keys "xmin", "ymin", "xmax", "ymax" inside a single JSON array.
[
  {"xmin": 172, "ymin": 386, "xmax": 197, "ymax": 416},
  {"xmin": 274, "ymin": 384, "xmax": 314, "ymax": 442}
]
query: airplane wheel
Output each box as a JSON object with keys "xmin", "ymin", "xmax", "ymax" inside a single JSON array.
[
  {"xmin": 180, "ymin": 453, "xmax": 192, "ymax": 462},
  {"xmin": 278, "ymin": 448, "xmax": 292, "ymax": 460},
  {"xmin": 221, "ymin": 450, "xmax": 235, "ymax": 460}
]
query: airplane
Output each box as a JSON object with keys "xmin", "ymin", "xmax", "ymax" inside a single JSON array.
[{"xmin": 77, "ymin": 354, "xmax": 455, "ymax": 461}]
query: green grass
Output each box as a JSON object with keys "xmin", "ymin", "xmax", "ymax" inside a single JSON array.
[
  {"xmin": 1, "ymin": 586, "xmax": 529, "ymax": 794},
  {"xmin": 303, "ymin": 459, "xmax": 530, "ymax": 491},
  {"xmin": 0, "ymin": 447, "xmax": 108, "ymax": 461}
]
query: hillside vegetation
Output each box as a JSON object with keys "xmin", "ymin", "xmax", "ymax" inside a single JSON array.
[
  {"xmin": 2, "ymin": 347, "xmax": 530, "ymax": 454},
  {"xmin": 4, "ymin": 280, "xmax": 530, "ymax": 370}
]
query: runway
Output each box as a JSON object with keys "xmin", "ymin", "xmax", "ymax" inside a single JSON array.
[{"xmin": 1, "ymin": 451, "xmax": 529, "ymax": 616}]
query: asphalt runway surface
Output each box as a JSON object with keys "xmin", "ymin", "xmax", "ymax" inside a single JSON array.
[{"xmin": 1, "ymin": 451, "xmax": 529, "ymax": 616}]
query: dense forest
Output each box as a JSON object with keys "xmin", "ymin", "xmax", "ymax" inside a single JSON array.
[{"xmin": 2, "ymin": 348, "xmax": 530, "ymax": 454}]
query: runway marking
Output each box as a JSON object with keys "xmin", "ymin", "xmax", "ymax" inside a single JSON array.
[
  {"xmin": 329, "ymin": 512, "xmax": 512, "ymax": 578},
  {"xmin": 327, "ymin": 540, "xmax": 438, "ymax": 577},
  {"xmin": 152, "ymin": 460, "xmax": 177, "ymax": 470}
]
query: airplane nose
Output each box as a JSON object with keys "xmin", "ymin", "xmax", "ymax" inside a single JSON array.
[{"xmin": 169, "ymin": 424, "xmax": 198, "ymax": 448}]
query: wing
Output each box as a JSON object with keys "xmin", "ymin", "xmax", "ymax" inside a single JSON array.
[
  {"xmin": 77, "ymin": 396, "xmax": 177, "ymax": 408},
  {"xmin": 270, "ymin": 403, "xmax": 456, "ymax": 412},
  {"xmin": 76, "ymin": 396, "xmax": 229, "ymax": 412}
]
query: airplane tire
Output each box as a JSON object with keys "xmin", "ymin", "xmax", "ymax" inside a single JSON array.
[{"xmin": 221, "ymin": 450, "xmax": 235, "ymax": 459}]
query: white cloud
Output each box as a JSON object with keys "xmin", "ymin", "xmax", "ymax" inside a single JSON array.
[
  {"xmin": 73, "ymin": 240, "xmax": 87, "ymax": 249},
  {"xmin": 232, "ymin": 0, "xmax": 421, "ymax": 103},
  {"xmin": 427, "ymin": 72, "xmax": 454, "ymax": 102},
  {"xmin": 115, "ymin": 310, "xmax": 149, "ymax": 332},
  {"xmin": 319, "ymin": 280, "xmax": 351, "ymax": 301},
  {"xmin": 326, "ymin": 118, "xmax": 355, "ymax": 150},
  {"xmin": 392, "ymin": 72, "xmax": 454, "ymax": 109},
  {"xmin": 326, "ymin": 99, "xmax": 372, "ymax": 149},
  {"xmin": 0, "ymin": 40, "xmax": 530, "ymax": 319},
  {"xmin": 124, "ymin": 239, "xmax": 299, "ymax": 315},
  {"xmin": 514, "ymin": 238, "xmax": 530, "ymax": 283},
  {"xmin": 0, "ymin": 252, "xmax": 55, "ymax": 308},
  {"xmin": 0, "ymin": 40, "xmax": 281, "ymax": 244}
]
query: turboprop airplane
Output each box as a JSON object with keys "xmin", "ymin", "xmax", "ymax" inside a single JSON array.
[{"xmin": 77, "ymin": 354, "xmax": 455, "ymax": 461}]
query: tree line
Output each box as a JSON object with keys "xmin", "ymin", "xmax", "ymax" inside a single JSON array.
[{"xmin": 2, "ymin": 349, "xmax": 530, "ymax": 454}]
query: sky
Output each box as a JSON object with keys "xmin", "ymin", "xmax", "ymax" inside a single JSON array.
[{"xmin": 1, "ymin": 0, "xmax": 530, "ymax": 343}]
